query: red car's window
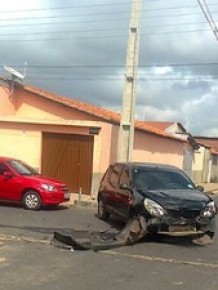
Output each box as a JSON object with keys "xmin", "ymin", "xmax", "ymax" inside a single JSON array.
[
  {"xmin": 7, "ymin": 160, "xmax": 39, "ymax": 176},
  {"xmin": 0, "ymin": 162, "xmax": 10, "ymax": 175}
]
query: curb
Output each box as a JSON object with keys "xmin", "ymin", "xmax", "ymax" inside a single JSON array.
[
  {"xmin": 74, "ymin": 200, "xmax": 97, "ymax": 208},
  {"xmin": 206, "ymin": 190, "xmax": 218, "ymax": 196}
]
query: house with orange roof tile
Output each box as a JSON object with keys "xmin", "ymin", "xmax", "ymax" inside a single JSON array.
[
  {"xmin": 143, "ymin": 121, "xmax": 187, "ymax": 134},
  {"xmin": 0, "ymin": 78, "xmax": 197, "ymax": 198},
  {"xmin": 145, "ymin": 121, "xmax": 218, "ymax": 183},
  {"xmin": 193, "ymin": 137, "xmax": 218, "ymax": 183}
]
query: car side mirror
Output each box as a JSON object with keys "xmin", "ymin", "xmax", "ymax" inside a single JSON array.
[
  {"xmin": 196, "ymin": 185, "xmax": 204, "ymax": 192},
  {"xmin": 119, "ymin": 183, "xmax": 131, "ymax": 191},
  {"xmin": 3, "ymin": 171, "xmax": 13, "ymax": 179}
]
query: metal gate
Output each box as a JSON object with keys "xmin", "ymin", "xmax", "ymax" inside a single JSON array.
[{"xmin": 41, "ymin": 132, "xmax": 94, "ymax": 195}]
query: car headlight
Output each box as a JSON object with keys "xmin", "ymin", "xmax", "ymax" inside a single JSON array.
[
  {"xmin": 143, "ymin": 198, "xmax": 165, "ymax": 217},
  {"xmin": 201, "ymin": 201, "xmax": 217, "ymax": 218},
  {"xmin": 41, "ymin": 184, "xmax": 57, "ymax": 192}
]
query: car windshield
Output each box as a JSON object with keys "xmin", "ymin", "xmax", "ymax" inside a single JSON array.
[
  {"xmin": 7, "ymin": 160, "xmax": 39, "ymax": 176},
  {"xmin": 133, "ymin": 168, "xmax": 196, "ymax": 190}
]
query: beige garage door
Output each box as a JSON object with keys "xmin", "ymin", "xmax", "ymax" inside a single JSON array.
[{"xmin": 41, "ymin": 132, "xmax": 94, "ymax": 195}]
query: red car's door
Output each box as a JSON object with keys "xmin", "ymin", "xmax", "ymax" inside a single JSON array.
[{"xmin": 0, "ymin": 162, "xmax": 23, "ymax": 201}]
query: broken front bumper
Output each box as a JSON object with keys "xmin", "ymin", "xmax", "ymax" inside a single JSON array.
[
  {"xmin": 53, "ymin": 216, "xmax": 148, "ymax": 251},
  {"xmin": 146, "ymin": 214, "xmax": 216, "ymax": 237},
  {"xmin": 53, "ymin": 213, "xmax": 216, "ymax": 251}
]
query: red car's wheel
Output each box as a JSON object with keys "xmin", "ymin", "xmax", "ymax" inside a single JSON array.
[{"xmin": 23, "ymin": 191, "xmax": 42, "ymax": 210}]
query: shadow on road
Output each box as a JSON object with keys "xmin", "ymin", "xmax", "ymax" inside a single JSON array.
[
  {"xmin": 0, "ymin": 202, "xmax": 69, "ymax": 211},
  {"xmin": 0, "ymin": 209, "xmax": 212, "ymax": 248}
]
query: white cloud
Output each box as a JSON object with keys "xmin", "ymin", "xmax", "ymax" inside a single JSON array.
[
  {"xmin": 1, "ymin": 0, "xmax": 42, "ymax": 11},
  {"xmin": 152, "ymin": 66, "xmax": 173, "ymax": 75},
  {"xmin": 136, "ymin": 105, "xmax": 178, "ymax": 122},
  {"xmin": 1, "ymin": 0, "xmax": 218, "ymax": 137}
]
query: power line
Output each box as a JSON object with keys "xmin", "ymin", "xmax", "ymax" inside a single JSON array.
[
  {"xmin": 20, "ymin": 77, "xmax": 218, "ymax": 82},
  {"xmin": 1, "ymin": 25, "xmax": 211, "ymax": 37},
  {"xmin": 0, "ymin": 28, "xmax": 129, "ymax": 37},
  {"xmin": 0, "ymin": 9, "xmax": 217, "ymax": 24},
  {"xmin": 0, "ymin": 17, "xmax": 130, "ymax": 28},
  {"xmin": 1, "ymin": 5, "xmax": 218, "ymax": 22},
  {"xmin": 197, "ymin": 0, "xmax": 218, "ymax": 41},
  {"xmin": 0, "ymin": 11, "xmax": 130, "ymax": 22},
  {"xmin": 0, "ymin": 12, "xmax": 162, "ymax": 23},
  {"xmin": 0, "ymin": 2, "xmax": 130, "ymax": 14},
  {"xmin": 0, "ymin": 35, "xmax": 129, "ymax": 42},
  {"xmin": 143, "ymin": 2, "xmax": 218, "ymax": 12},
  {"xmin": 3, "ymin": 62, "xmax": 218, "ymax": 68},
  {"xmin": 0, "ymin": 17, "xmax": 211, "ymax": 30},
  {"xmin": 0, "ymin": 13, "xmax": 216, "ymax": 30},
  {"xmin": 18, "ymin": 73, "xmax": 218, "ymax": 78},
  {"xmin": 144, "ymin": 10, "xmax": 218, "ymax": 19},
  {"xmin": 142, "ymin": 28, "xmax": 211, "ymax": 35},
  {"xmin": 0, "ymin": 29, "xmax": 213, "ymax": 42},
  {"xmin": 0, "ymin": 2, "xmax": 217, "ymax": 14}
]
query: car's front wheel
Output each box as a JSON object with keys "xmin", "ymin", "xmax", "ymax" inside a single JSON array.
[
  {"xmin": 98, "ymin": 198, "xmax": 110, "ymax": 220},
  {"xmin": 23, "ymin": 191, "xmax": 42, "ymax": 210}
]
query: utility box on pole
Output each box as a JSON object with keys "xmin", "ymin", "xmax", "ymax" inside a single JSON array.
[{"xmin": 117, "ymin": 0, "xmax": 142, "ymax": 162}]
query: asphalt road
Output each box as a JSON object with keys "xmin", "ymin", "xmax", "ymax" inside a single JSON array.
[{"xmin": 0, "ymin": 196, "xmax": 218, "ymax": 290}]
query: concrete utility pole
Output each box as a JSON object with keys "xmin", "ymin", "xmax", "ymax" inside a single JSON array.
[{"xmin": 117, "ymin": 0, "xmax": 142, "ymax": 162}]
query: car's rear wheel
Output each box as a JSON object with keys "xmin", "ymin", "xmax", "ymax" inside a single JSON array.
[
  {"xmin": 98, "ymin": 198, "xmax": 110, "ymax": 220},
  {"xmin": 23, "ymin": 191, "xmax": 42, "ymax": 210}
]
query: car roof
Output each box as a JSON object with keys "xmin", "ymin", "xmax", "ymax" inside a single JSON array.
[
  {"xmin": 0, "ymin": 156, "xmax": 16, "ymax": 162},
  {"xmin": 111, "ymin": 162, "xmax": 180, "ymax": 171}
]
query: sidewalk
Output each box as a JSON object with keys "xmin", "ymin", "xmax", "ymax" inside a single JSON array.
[
  {"xmin": 199, "ymin": 183, "xmax": 218, "ymax": 195},
  {"xmin": 66, "ymin": 192, "xmax": 97, "ymax": 207}
]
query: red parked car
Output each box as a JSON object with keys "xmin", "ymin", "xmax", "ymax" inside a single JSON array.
[{"xmin": 0, "ymin": 157, "xmax": 70, "ymax": 210}]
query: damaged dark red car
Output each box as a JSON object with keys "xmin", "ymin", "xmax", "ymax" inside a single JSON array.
[{"xmin": 97, "ymin": 163, "xmax": 217, "ymax": 245}]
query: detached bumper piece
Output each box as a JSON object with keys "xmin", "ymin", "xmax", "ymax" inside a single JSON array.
[{"xmin": 53, "ymin": 216, "xmax": 148, "ymax": 251}]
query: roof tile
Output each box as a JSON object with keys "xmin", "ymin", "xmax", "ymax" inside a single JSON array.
[
  {"xmin": 18, "ymin": 83, "xmax": 185, "ymax": 143},
  {"xmin": 143, "ymin": 121, "xmax": 175, "ymax": 131}
]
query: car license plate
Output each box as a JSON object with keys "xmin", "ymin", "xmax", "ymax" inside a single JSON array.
[
  {"xmin": 169, "ymin": 225, "xmax": 194, "ymax": 232},
  {"xmin": 64, "ymin": 192, "xmax": 71, "ymax": 199}
]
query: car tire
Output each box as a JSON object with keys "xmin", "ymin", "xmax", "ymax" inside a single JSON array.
[
  {"xmin": 98, "ymin": 198, "xmax": 110, "ymax": 220},
  {"xmin": 23, "ymin": 191, "xmax": 42, "ymax": 210}
]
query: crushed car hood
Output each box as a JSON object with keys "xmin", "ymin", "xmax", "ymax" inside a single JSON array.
[{"xmin": 138, "ymin": 189, "xmax": 210, "ymax": 209}]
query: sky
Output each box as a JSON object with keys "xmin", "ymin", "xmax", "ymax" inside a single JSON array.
[{"xmin": 1, "ymin": 0, "xmax": 218, "ymax": 136}]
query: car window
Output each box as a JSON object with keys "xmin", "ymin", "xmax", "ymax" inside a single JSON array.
[
  {"xmin": 0, "ymin": 162, "xmax": 9, "ymax": 175},
  {"xmin": 7, "ymin": 160, "xmax": 39, "ymax": 176},
  {"xmin": 133, "ymin": 168, "xmax": 195, "ymax": 190},
  {"xmin": 109, "ymin": 165, "xmax": 123, "ymax": 187},
  {"xmin": 119, "ymin": 167, "xmax": 130, "ymax": 186}
]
